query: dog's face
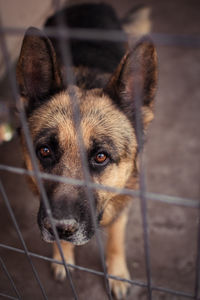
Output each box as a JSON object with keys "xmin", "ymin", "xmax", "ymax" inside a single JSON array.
[{"xmin": 17, "ymin": 28, "xmax": 157, "ymax": 245}]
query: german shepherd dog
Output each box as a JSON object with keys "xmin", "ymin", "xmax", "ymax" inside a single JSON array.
[{"xmin": 17, "ymin": 3, "xmax": 157, "ymax": 299}]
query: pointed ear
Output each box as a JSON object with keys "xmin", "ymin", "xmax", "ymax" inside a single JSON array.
[
  {"xmin": 104, "ymin": 37, "xmax": 158, "ymax": 129},
  {"xmin": 16, "ymin": 27, "xmax": 63, "ymax": 112}
]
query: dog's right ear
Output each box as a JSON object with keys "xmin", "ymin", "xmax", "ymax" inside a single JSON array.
[
  {"xmin": 104, "ymin": 38, "xmax": 158, "ymax": 130},
  {"xmin": 16, "ymin": 27, "xmax": 63, "ymax": 112}
]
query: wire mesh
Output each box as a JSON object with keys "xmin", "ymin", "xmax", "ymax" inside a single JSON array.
[
  {"xmin": 0, "ymin": 2, "xmax": 199, "ymax": 300},
  {"xmin": 0, "ymin": 256, "xmax": 22, "ymax": 300},
  {"xmin": 49, "ymin": 1, "xmax": 113, "ymax": 297},
  {"xmin": 0, "ymin": 17, "xmax": 79, "ymax": 300}
]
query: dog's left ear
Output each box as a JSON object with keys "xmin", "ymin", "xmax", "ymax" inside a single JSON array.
[
  {"xmin": 104, "ymin": 37, "xmax": 158, "ymax": 130},
  {"xmin": 16, "ymin": 27, "xmax": 63, "ymax": 111}
]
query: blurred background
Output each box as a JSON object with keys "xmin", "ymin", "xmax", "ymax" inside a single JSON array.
[{"xmin": 0, "ymin": 0, "xmax": 200, "ymax": 299}]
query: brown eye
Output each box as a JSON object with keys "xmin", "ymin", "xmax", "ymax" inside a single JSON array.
[
  {"xmin": 95, "ymin": 153, "xmax": 107, "ymax": 164},
  {"xmin": 39, "ymin": 146, "xmax": 51, "ymax": 158}
]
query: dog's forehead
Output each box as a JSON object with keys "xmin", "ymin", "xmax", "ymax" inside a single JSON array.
[{"xmin": 29, "ymin": 87, "xmax": 136, "ymax": 150}]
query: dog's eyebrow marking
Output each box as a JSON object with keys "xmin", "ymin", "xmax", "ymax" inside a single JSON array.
[
  {"xmin": 91, "ymin": 136, "xmax": 117, "ymax": 151},
  {"xmin": 89, "ymin": 136, "xmax": 120, "ymax": 163},
  {"xmin": 34, "ymin": 127, "xmax": 58, "ymax": 144},
  {"xmin": 89, "ymin": 133, "xmax": 132, "ymax": 159}
]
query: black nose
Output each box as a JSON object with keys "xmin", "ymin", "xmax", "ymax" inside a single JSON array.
[{"xmin": 43, "ymin": 218, "xmax": 79, "ymax": 239}]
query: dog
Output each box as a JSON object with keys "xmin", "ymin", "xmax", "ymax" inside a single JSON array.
[{"xmin": 16, "ymin": 3, "xmax": 157, "ymax": 299}]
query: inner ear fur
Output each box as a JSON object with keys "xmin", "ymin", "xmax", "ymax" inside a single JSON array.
[
  {"xmin": 104, "ymin": 37, "xmax": 158, "ymax": 128},
  {"xmin": 16, "ymin": 27, "xmax": 63, "ymax": 111}
]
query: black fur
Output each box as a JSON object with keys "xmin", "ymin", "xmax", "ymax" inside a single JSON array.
[{"xmin": 45, "ymin": 3, "xmax": 127, "ymax": 85}]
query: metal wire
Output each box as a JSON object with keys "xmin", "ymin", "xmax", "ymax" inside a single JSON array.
[
  {"xmin": 138, "ymin": 157, "xmax": 153, "ymax": 299},
  {"xmin": 0, "ymin": 256, "xmax": 22, "ymax": 300},
  {"xmin": 0, "ymin": 293, "xmax": 19, "ymax": 300},
  {"xmin": 0, "ymin": 164, "xmax": 199, "ymax": 208},
  {"xmin": 0, "ymin": 243, "xmax": 147, "ymax": 288},
  {"xmin": 132, "ymin": 60, "xmax": 153, "ymax": 298},
  {"xmin": 50, "ymin": 0, "xmax": 113, "ymax": 298},
  {"xmin": 0, "ymin": 3, "xmax": 199, "ymax": 300},
  {"xmin": 0, "ymin": 14, "xmax": 78, "ymax": 300},
  {"xmin": 1, "ymin": 26, "xmax": 200, "ymax": 48},
  {"xmin": 0, "ymin": 243, "xmax": 196, "ymax": 299},
  {"xmin": 0, "ymin": 180, "xmax": 48, "ymax": 300}
]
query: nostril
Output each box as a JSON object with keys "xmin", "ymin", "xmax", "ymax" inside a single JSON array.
[
  {"xmin": 57, "ymin": 226, "xmax": 73, "ymax": 237},
  {"xmin": 56, "ymin": 220, "xmax": 79, "ymax": 238},
  {"xmin": 43, "ymin": 218, "xmax": 79, "ymax": 239}
]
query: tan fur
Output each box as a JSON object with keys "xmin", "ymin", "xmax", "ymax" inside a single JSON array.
[
  {"xmin": 52, "ymin": 241, "xmax": 75, "ymax": 281},
  {"xmin": 21, "ymin": 87, "xmax": 138, "ymax": 296},
  {"xmin": 106, "ymin": 210, "xmax": 130, "ymax": 298},
  {"xmin": 23, "ymin": 88, "xmax": 138, "ymax": 220},
  {"xmin": 19, "ymin": 75, "xmax": 155, "ymax": 300}
]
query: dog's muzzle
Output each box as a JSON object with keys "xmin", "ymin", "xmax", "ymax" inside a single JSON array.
[
  {"xmin": 37, "ymin": 189, "xmax": 98, "ymax": 245},
  {"xmin": 40, "ymin": 217, "xmax": 92, "ymax": 245}
]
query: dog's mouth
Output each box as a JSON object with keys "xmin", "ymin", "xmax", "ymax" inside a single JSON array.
[{"xmin": 39, "ymin": 217, "xmax": 94, "ymax": 245}]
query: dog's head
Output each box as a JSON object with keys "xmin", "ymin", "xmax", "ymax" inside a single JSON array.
[{"xmin": 17, "ymin": 27, "xmax": 157, "ymax": 245}]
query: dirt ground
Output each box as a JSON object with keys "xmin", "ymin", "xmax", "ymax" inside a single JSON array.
[{"xmin": 0, "ymin": 0, "xmax": 200, "ymax": 299}]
